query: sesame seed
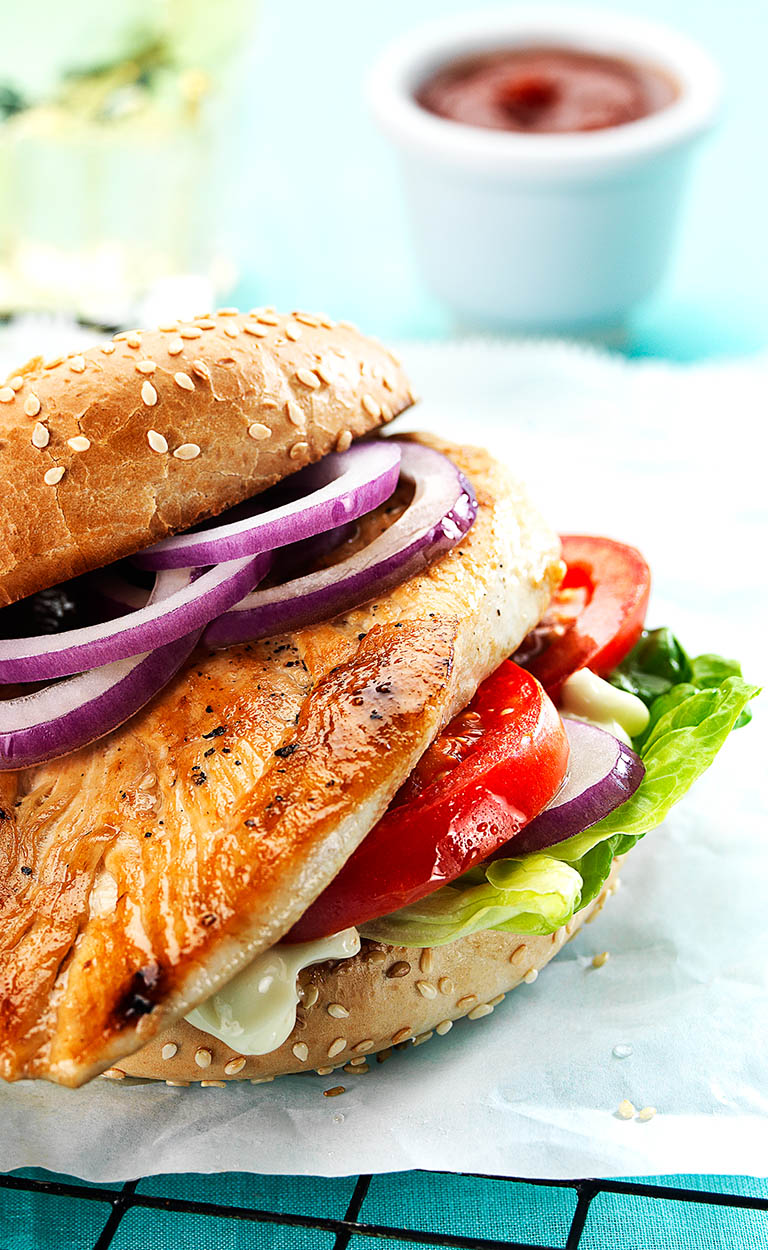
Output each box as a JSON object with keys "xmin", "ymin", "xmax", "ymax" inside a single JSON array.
[
  {"xmin": 192, "ymin": 359, "xmax": 211, "ymax": 380},
  {"xmin": 302, "ymin": 985, "xmax": 320, "ymax": 1009},
  {"xmin": 174, "ymin": 372, "xmax": 195, "ymax": 391},
  {"xmin": 435, "ymin": 1020, "xmax": 453, "ymax": 1036},
  {"xmin": 294, "ymin": 312, "xmax": 320, "ymax": 327},
  {"xmin": 103, "ymin": 1068, "xmax": 126, "ymax": 1080},
  {"xmin": 468, "ymin": 1004, "xmax": 493, "ymax": 1020},
  {"xmin": 488, "ymin": 993, "xmax": 506, "ymax": 1007},
  {"xmin": 290, "ymin": 441, "xmax": 309, "ymax": 460},
  {"xmin": 419, "ymin": 949, "xmax": 434, "ymax": 974},
  {"xmin": 250, "ymin": 1076, "xmax": 275, "ymax": 1084},
  {"xmin": 24, "ymin": 393, "xmax": 41, "ymax": 417},
  {"xmin": 243, "ymin": 323, "xmax": 269, "ymax": 338},
  {"xmin": 31, "ymin": 423, "xmax": 49, "ymax": 449},
  {"xmin": 44, "ymin": 466, "xmax": 65, "ymax": 486},
  {"xmin": 0, "ymin": 387, "xmax": 15, "ymax": 402},
  {"xmin": 217, "ymin": 307, "xmax": 239, "ymax": 316},
  {"xmin": 248, "ymin": 422, "xmax": 271, "ymax": 440},
  {"xmin": 141, "ymin": 381, "xmax": 158, "ymax": 406},
  {"xmin": 413, "ymin": 1031, "xmax": 433, "ymax": 1047},
  {"xmin": 347, "ymin": 1057, "xmax": 367, "ymax": 1067},
  {"xmin": 335, "ymin": 430, "xmax": 352, "ymax": 453},
  {"xmin": 523, "ymin": 969, "xmax": 539, "ymax": 984},
  {"xmin": 67, "ymin": 435, "xmax": 91, "ymax": 452},
  {"xmin": 387, "ymin": 961, "xmax": 411, "ymax": 979},
  {"xmin": 167, "ymin": 338, "xmax": 184, "ymax": 356},
  {"xmin": 362, "ymin": 394, "xmax": 381, "ymax": 418},
  {"xmin": 196, "ymin": 320, "xmax": 216, "ymax": 330},
  {"xmin": 158, "ymin": 321, "xmax": 178, "ymax": 332},
  {"xmin": 438, "ymin": 977, "xmax": 453, "ymax": 996},
  {"xmin": 179, "ymin": 327, "xmax": 203, "ymax": 339},
  {"xmin": 44, "ymin": 357, "xmax": 64, "ymax": 370},
  {"xmin": 315, "ymin": 363, "xmax": 335, "ymax": 385},
  {"xmin": 284, "ymin": 323, "xmax": 302, "ymax": 341},
  {"xmin": 136, "ymin": 360, "xmax": 157, "ymax": 375},
  {"xmin": 223, "ymin": 324, "xmax": 239, "ymax": 338},
  {"xmin": 344, "ymin": 1061, "xmax": 369, "ymax": 1074},
  {"xmin": 125, "ymin": 334, "xmax": 141, "ymax": 349},
  {"xmin": 327, "ymin": 1003, "xmax": 349, "ymax": 1019},
  {"xmin": 161, "ymin": 1043, "xmax": 178, "ymax": 1060},
  {"xmin": 392, "ymin": 1027, "xmax": 412, "ymax": 1045},
  {"xmin": 147, "ymin": 429, "xmax": 168, "ymax": 454},
  {"xmin": 323, "ymin": 1086, "xmax": 345, "ymax": 1098},
  {"xmin": 613, "ymin": 1044, "xmax": 633, "ymax": 1060},
  {"xmin": 416, "ymin": 980, "xmax": 437, "ymax": 1000},
  {"xmin": 165, "ymin": 1080, "xmax": 190, "ymax": 1087},
  {"xmin": 224, "ymin": 1056, "xmax": 247, "ymax": 1076},
  {"xmin": 257, "ymin": 312, "xmax": 280, "ymax": 325},
  {"xmin": 456, "ymin": 995, "xmax": 476, "ymax": 1008},
  {"xmin": 194, "ymin": 1047, "xmax": 212, "ymax": 1068},
  {"xmin": 292, "ymin": 1042, "xmax": 309, "ymax": 1062},
  {"xmin": 327, "ymin": 1038, "xmax": 346, "ymax": 1058},
  {"xmin": 617, "ymin": 1099, "xmax": 636, "ymax": 1120},
  {"xmin": 295, "ymin": 367, "xmax": 321, "ymax": 389},
  {"xmin": 315, "ymin": 1067, "xmax": 333, "ymax": 1076},
  {"xmin": 174, "ymin": 443, "xmax": 201, "ymax": 461},
  {"xmin": 353, "ymin": 1039, "xmax": 373, "ymax": 1054},
  {"xmin": 69, "ymin": 356, "xmax": 86, "ymax": 373},
  {"xmin": 381, "ymin": 403, "xmax": 393, "ymax": 422},
  {"xmin": 592, "ymin": 951, "xmax": 610, "ymax": 968},
  {"xmin": 201, "ymin": 1080, "xmax": 226, "ymax": 1088},
  {"xmin": 319, "ymin": 316, "xmax": 336, "ymax": 329},
  {"xmin": 286, "ymin": 399, "xmax": 305, "ymax": 427},
  {"xmin": 101, "ymin": 343, "xmax": 116, "ymax": 354},
  {"xmin": 8, "ymin": 376, "xmax": 23, "ymax": 391},
  {"xmin": 637, "ymin": 1106, "xmax": 657, "ymax": 1122}
]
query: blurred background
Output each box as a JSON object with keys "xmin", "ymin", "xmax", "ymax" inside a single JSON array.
[{"xmin": 0, "ymin": 0, "xmax": 765, "ymax": 358}]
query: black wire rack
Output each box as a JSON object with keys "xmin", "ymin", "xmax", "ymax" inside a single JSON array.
[{"xmin": 2, "ymin": 1169, "xmax": 767, "ymax": 1249}]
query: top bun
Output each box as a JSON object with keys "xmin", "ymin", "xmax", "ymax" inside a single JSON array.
[{"xmin": 0, "ymin": 310, "xmax": 413, "ymax": 607}]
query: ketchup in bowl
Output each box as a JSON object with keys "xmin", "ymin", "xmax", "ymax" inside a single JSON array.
[{"xmin": 416, "ymin": 46, "xmax": 678, "ymax": 133}]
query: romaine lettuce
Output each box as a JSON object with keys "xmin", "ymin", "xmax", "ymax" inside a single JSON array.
[{"xmin": 360, "ymin": 644, "xmax": 758, "ymax": 948}]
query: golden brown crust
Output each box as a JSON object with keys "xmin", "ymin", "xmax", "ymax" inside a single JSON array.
[
  {"xmin": 0, "ymin": 310, "xmax": 412, "ymax": 607},
  {"xmin": 117, "ymin": 865, "xmax": 619, "ymax": 1084}
]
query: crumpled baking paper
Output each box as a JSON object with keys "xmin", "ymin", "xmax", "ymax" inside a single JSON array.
[{"xmin": 1, "ymin": 335, "xmax": 765, "ymax": 1180}]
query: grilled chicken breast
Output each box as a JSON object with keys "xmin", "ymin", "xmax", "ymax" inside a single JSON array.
[{"xmin": 0, "ymin": 436, "xmax": 561, "ymax": 1086}]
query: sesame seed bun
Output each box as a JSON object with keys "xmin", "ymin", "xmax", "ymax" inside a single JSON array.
[
  {"xmin": 113, "ymin": 864, "xmax": 619, "ymax": 1085},
  {"xmin": 0, "ymin": 311, "xmax": 413, "ymax": 608}
]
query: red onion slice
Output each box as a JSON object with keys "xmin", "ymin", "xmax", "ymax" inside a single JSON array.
[
  {"xmin": 134, "ymin": 442, "xmax": 402, "ymax": 570},
  {"xmin": 205, "ymin": 441, "xmax": 477, "ymax": 648},
  {"xmin": 0, "ymin": 631, "xmax": 199, "ymax": 771},
  {"xmin": 0, "ymin": 555, "xmax": 270, "ymax": 683},
  {"xmin": 507, "ymin": 718, "xmax": 644, "ymax": 857}
]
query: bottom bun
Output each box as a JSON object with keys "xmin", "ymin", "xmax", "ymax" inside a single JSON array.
[{"xmin": 114, "ymin": 863, "xmax": 620, "ymax": 1086}]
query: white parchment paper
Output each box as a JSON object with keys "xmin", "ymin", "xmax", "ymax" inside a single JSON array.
[{"xmin": 1, "ymin": 336, "xmax": 766, "ymax": 1180}]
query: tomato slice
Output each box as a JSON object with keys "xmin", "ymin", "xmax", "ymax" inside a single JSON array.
[
  {"xmin": 287, "ymin": 661, "xmax": 569, "ymax": 943},
  {"xmin": 514, "ymin": 535, "xmax": 650, "ymax": 695}
]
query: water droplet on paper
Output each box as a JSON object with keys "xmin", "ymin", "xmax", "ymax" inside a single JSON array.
[
  {"xmin": 612, "ymin": 1044, "xmax": 633, "ymax": 1060},
  {"xmin": 332, "ymin": 1112, "xmax": 345, "ymax": 1125}
]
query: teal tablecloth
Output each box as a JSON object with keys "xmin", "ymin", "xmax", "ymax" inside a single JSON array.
[{"xmin": 3, "ymin": 0, "xmax": 768, "ymax": 1244}]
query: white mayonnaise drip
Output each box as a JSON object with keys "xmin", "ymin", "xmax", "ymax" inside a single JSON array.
[
  {"xmin": 560, "ymin": 668, "xmax": 649, "ymax": 745},
  {"xmin": 186, "ymin": 927, "xmax": 360, "ymax": 1056}
]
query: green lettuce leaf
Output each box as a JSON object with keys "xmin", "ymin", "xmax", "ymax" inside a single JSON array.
[{"xmin": 361, "ymin": 646, "xmax": 758, "ymax": 948}]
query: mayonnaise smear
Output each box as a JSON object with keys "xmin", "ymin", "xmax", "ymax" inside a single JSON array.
[
  {"xmin": 186, "ymin": 927, "xmax": 360, "ymax": 1056},
  {"xmin": 560, "ymin": 668, "xmax": 649, "ymax": 745}
]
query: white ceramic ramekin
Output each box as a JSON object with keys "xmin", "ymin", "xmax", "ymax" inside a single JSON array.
[{"xmin": 369, "ymin": 7, "xmax": 722, "ymax": 334}]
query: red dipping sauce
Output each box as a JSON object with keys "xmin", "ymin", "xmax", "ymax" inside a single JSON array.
[{"xmin": 416, "ymin": 46, "xmax": 678, "ymax": 134}]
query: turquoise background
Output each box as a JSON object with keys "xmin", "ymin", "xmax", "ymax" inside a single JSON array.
[{"xmin": 3, "ymin": 0, "xmax": 768, "ymax": 1245}]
